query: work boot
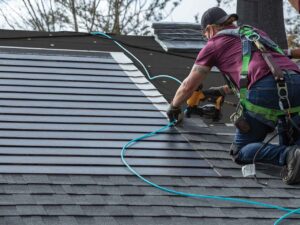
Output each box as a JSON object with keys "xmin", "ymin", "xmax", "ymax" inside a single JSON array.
[{"xmin": 281, "ymin": 145, "xmax": 300, "ymax": 185}]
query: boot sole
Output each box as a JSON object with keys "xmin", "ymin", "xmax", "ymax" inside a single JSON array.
[{"xmin": 285, "ymin": 150, "xmax": 300, "ymax": 185}]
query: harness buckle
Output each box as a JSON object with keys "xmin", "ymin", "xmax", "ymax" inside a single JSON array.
[
  {"xmin": 253, "ymin": 40, "xmax": 267, "ymax": 52},
  {"xmin": 277, "ymin": 82, "xmax": 291, "ymax": 111},
  {"xmin": 239, "ymin": 77, "xmax": 248, "ymax": 88},
  {"xmin": 243, "ymin": 30, "xmax": 266, "ymax": 52}
]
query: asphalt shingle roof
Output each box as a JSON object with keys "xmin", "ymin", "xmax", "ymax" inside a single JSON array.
[{"xmin": 0, "ymin": 31, "xmax": 298, "ymax": 225}]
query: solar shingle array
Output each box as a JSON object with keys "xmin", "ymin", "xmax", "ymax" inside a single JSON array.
[{"xmin": 0, "ymin": 46, "xmax": 298, "ymax": 224}]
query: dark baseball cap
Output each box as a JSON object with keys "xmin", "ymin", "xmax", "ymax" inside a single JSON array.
[{"xmin": 201, "ymin": 7, "xmax": 238, "ymax": 29}]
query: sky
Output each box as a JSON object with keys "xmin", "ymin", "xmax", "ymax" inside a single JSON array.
[
  {"xmin": 162, "ymin": 0, "xmax": 235, "ymax": 23},
  {"xmin": 0, "ymin": 0, "xmax": 296, "ymax": 33},
  {"xmin": 0, "ymin": 0, "xmax": 235, "ymax": 28}
]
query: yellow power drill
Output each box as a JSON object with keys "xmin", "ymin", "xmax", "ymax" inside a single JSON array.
[{"xmin": 185, "ymin": 85, "xmax": 225, "ymax": 121}]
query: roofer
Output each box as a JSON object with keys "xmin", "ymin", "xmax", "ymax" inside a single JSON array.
[{"xmin": 167, "ymin": 7, "xmax": 300, "ymax": 185}]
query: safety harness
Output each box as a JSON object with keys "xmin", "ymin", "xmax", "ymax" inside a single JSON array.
[
  {"xmin": 217, "ymin": 26, "xmax": 300, "ymax": 183},
  {"xmin": 217, "ymin": 25, "xmax": 300, "ymax": 124}
]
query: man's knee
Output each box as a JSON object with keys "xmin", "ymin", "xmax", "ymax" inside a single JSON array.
[{"xmin": 230, "ymin": 142, "xmax": 264, "ymax": 165}]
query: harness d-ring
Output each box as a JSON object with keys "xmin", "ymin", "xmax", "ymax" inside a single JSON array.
[{"xmin": 246, "ymin": 33, "xmax": 260, "ymax": 42}]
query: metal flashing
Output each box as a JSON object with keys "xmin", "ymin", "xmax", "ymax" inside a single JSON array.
[{"xmin": 111, "ymin": 52, "xmax": 169, "ymax": 114}]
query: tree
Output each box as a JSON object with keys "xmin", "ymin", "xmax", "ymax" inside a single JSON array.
[
  {"xmin": 54, "ymin": 0, "xmax": 101, "ymax": 32},
  {"xmin": 285, "ymin": 0, "xmax": 300, "ymax": 47},
  {"xmin": 0, "ymin": 0, "xmax": 182, "ymax": 35},
  {"xmin": 0, "ymin": 0, "xmax": 70, "ymax": 32}
]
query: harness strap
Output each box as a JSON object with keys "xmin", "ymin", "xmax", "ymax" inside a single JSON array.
[
  {"xmin": 241, "ymin": 38, "xmax": 251, "ymax": 81},
  {"xmin": 259, "ymin": 36, "xmax": 284, "ymax": 55},
  {"xmin": 261, "ymin": 52, "xmax": 285, "ymax": 81},
  {"xmin": 217, "ymin": 25, "xmax": 299, "ymax": 123},
  {"xmin": 241, "ymin": 99, "xmax": 300, "ymax": 122},
  {"xmin": 217, "ymin": 25, "xmax": 284, "ymax": 55}
]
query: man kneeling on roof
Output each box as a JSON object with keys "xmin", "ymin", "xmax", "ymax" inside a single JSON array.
[{"xmin": 167, "ymin": 7, "xmax": 300, "ymax": 185}]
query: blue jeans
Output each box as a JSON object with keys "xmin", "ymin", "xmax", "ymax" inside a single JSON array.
[{"xmin": 234, "ymin": 71, "xmax": 300, "ymax": 166}]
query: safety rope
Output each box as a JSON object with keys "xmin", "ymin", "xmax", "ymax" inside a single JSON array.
[{"xmin": 91, "ymin": 31, "xmax": 300, "ymax": 224}]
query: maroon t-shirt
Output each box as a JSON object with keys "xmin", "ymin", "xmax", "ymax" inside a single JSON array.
[{"xmin": 195, "ymin": 26, "xmax": 300, "ymax": 88}]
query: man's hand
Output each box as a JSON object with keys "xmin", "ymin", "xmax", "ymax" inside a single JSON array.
[
  {"xmin": 285, "ymin": 48, "xmax": 300, "ymax": 59},
  {"xmin": 166, "ymin": 104, "xmax": 183, "ymax": 125}
]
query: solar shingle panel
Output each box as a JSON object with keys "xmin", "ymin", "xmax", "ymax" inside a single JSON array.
[
  {"xmin": 152, "ymin": 22, "xmax": 207, "ymax": 52},
  {"xmin": 0, "ymin": 47, "xmax": 213, "ymax": 177}
]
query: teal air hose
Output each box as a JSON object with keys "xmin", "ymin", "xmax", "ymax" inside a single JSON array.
[
  {"xmin": 274, "ymin": 208, "xmax": 300, "ymax": 225},
  {"xmin": 121, "ymin": 121, "xmax": 300, "ymax": 225},
  {"xmin": 91, "ymin": 31, "xmax": 300, "ymax": 224},
  {"xmin": 90, "ymin": 32, "xmax": 182, "ymax": 84}
]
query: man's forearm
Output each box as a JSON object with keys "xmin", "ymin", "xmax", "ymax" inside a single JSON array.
[
  {"xmin": 172, "ymin": 65, "xmax": 210, "ymax": 107},
  {"xmin": 171, "ymin": 81, "xmax": 195, "ymax": 107}
]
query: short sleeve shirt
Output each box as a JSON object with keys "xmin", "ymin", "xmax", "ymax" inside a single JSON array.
[{"xmin": 195, "ymin": 26, "xmax": 300, "ymax": 88}]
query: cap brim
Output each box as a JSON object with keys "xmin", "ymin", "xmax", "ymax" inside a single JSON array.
[{"xmin": 216, "ymin": 13, "xmax": 238, "ymax": 25}]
